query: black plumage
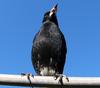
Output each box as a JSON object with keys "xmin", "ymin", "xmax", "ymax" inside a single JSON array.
[{"xmin": 31, "ymin": 4, "xmax": 67, "ymax": 76}]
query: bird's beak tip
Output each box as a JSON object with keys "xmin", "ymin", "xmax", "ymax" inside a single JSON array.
[
  {"xmin": 55, "ymin": 4, "xmax": 58, "ymax": 9},
  {"xmin": 53, "ymin": 4, "xmax": 58, "ymax": 12},
  {"xmin": 49, "ymin": 4, "xmax": 58, "ymax": 17},
  {"xmin": 50, "ymin": 4, "xmax": 58, "ymax": 15}
]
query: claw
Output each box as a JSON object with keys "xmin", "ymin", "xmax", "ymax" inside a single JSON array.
[
  {"xmin": 54, "ymin": 74, "xmax": 60, "ymax": 80},
  {"xmin": 54, "ymin": 74, "xmax": 69, "ymax": 88},
  {"xmin": 21, "ymin": 73, "xmax": 34, "ymax": 88},
  {"xmin": 21, "ymin": 73, "xmax": 34, "ymax": 77}
]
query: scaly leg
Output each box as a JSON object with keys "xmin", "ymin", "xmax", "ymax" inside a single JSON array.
[
  {"xmin": 54, "ymin": 74, "xmax": 69, "ymax": 88},
  {"xmin": 21, "ymin": 73, "xmax": 34, "ymax": 88}
]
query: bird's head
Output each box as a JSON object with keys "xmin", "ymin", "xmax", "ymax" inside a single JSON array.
[{"xmin": 42, "ymin": 4, "xmax": 58, "ymax": 26}]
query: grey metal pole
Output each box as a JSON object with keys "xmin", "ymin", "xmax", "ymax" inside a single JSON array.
[{"xmin": 0, "ymin": 74, "xmax": 100, "ymax": 87}]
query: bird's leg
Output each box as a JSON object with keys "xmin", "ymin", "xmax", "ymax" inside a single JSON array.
[
  {"xmin": 21, "ymin": 73, "xmax": 34, "ymax": 88},
  {"xmin": 54, "ymin": 74, "xmax": 69, "ymax": 88},
  {"xmin": 21, "ymin": 73, "xmax": 34, "ymax": 81}
]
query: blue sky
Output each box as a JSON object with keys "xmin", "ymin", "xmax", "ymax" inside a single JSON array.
[{"xmin": 0, "ymin": 0, "xmax": 100, "ymax": 88}]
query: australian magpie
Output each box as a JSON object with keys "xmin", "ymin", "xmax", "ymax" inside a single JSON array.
[{"xmin": 31, "ymin": 4, "xmax": 67, "ymax": 78}]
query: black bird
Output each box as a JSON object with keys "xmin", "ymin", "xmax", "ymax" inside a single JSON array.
[{"xmin": 32, "ymin": 4, "xmax": 67, "ymax": 77}]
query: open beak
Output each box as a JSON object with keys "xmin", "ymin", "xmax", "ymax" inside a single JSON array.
[{"xmin": 49, "ymin": 4, "xmax": 58, "ymax": 17}]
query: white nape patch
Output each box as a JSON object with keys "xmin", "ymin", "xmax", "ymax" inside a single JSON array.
[{"xmin": 40, "ymin": 67, "xmax": 55, "ymax": 76}]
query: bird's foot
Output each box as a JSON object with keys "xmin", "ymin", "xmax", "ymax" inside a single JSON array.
[
  {"xmin": 54, "ymin": 74, "xmax": 69, "ymax": 87},
  {"xmin": 21, "ymin": 73, "xmax": 34, "ymax": 88},
  {"xmin": 21, "ymin": 73, "xmax": 34, "ymax": 77}
]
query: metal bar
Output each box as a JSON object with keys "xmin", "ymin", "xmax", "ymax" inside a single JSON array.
[{"xmin": 0, "ymin": 74, "xmax": 100, "ymax": 87}]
